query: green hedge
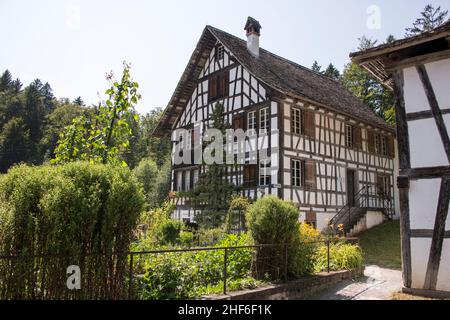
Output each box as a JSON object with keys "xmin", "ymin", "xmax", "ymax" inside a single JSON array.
[
  {"xmin": 0, "ymin": 162, "xmax": 145, "ymax": 299},
  {"xmin": 314, "ymin": 242, "xmax": 363, "ymax": 273}
]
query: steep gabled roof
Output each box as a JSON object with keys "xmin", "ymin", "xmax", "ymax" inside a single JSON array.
[{"xmin": 154, "ymin": 25, "xmax": 392, "ymax": 137}]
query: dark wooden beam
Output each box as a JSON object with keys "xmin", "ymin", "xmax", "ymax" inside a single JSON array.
[
  {"xmin": 392, "ymin": 70, "xmax": 411, "ymax": 170},
  {"xmin": 397, "ymin": 175, "xmax": 412, "ymax": 288},
  {"xmin": 411, "ymin": 229, "xmax": 450, "ymax": 238},
  {"xmin": 416, "ymin": 64, "xmax": 450, "ymax": 164},
  {"xmin": 400, "ymin": 166, "xmax": 450, "ymax": 180},
  {"xmin": 406, "ymin": 108, "xmax": 450, "ymax": 121},
  {"xmin": 424, "ymin": 177, "xmax": 450, "ymax": 290}
]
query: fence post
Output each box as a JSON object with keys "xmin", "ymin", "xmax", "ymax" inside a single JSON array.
[
  {"xmin": 223, "ymin": 248, "xmax": 228, "ymax": 295},
  {"xmin": 327, "ymin": 240, "xmax": 330, "ymax": 273},
  {"xmin": 128, "ymin": 253, "xmax": 134, "ymax": 300},
  {"xmin": 284, "ymin": 243, "xmax": 288, "ymax": 281}
]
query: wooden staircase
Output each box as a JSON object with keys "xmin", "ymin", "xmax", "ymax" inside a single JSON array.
[{"xmin": 329, "ymin": 185, "xmax": 394, "ymax": 236}]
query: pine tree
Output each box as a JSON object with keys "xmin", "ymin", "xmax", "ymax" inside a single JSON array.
[
  {"xmin": 0, "ymin": 70, "xmax": 13, "ymax": 92},
  {"xmin": 323, "ymin": 63, "xmax": 341, "ymax": 80},
  {"xmin": 188, "ymin": 102, "xmax": 238, "ymax": 228},
  {"xmin": 405, "ymin": 5, "xmax": 448, "ymax": 36},
  {"xmin": 311, "ymin": 60, "xmax": 322, "ymax": 73},
  {"xmin": 73, "ymin": 96, "xmax": 85, "ymax": 106},
  {"xmin": 385, "ymin": 35, "xmax": 396, "ymax": 44},
  {"xmin": 0, "ymin": 117, "xmax": 31, "ymax": 172}
]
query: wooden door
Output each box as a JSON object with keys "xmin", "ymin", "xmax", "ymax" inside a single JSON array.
[{"xmin": 346, "ymin": 169, "xmax": 357, "ymax": 207}]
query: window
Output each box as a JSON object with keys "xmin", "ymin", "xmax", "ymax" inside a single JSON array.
[
  {"xmin": 216, "ymin": 45, "xmax": 225, "ymax": 61},
  {"xmin": 376, "ymin": 174, "xmax": 391, "ymax": 199},
  {"xmin": 345, "ymin": 124, "xmax": 354, "ymax": 148},
  {"xmin": 291, "ymin": 159, "xmax": 304, "ymax": 187},
  {"xmin": 374, "ymin": 134, "xmax": 381, "ymax": 155},
  {"xmin": 259, "ymin": 159, "xmax": 271, "ymax": 186},
  {"xmin": 292, "ymin": 108, "xmax": 304, "ymax": 135},
  {"xmin": 243, "ymin": 164, "xmax": 257, "ymax": 187},
  {"xmin": 260, "ymin": 107, "xmax": 270, "ymax": 133},
  {"xmin": 367, "ymin": 130, "xmax": 375, "ymax": 153},
  {"xmin": 176, "ymin": 171, "xmax": 183, "ymax": 192},
  {"xmin": 247, "ymin": 111, "xmax": 256, "ymax": 134},
  {"xmin": 184, "ymin": 170, "xmax": 191, "ymax": 191},
  {"xmin": 291, "ymin": 159, "xmax": 316, "ymax": 189},
  {"xmin": 193, "ymin": 169, "xmax": 199, "ymax": 187},
  {"xmin": 208, "ymin": 71, "xmax": 229, "ymax": 102}
]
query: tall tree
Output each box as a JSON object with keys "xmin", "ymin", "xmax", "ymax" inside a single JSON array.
[
  {"xmin": 0, "ymin": 117, "xmax": 31, "ymax": 172},
  {"xmin": 52, "ymin": 62, "xmax": 141, "ymax": 166},
  {"xmin": 188, "ymin": 102, "xmax": 238, "ymax": 227},
  {"xmin": 73, "ymin": 96, "xmax": 85, "ymax": 106},
  {"xmin": 340, "ymin": 37, "xmax": 395, "ymax": 124},
  {"xmin": 405, "ymin": 4, "xmax": 448, "ymax": 36},
  {"xmin": 323, "ymin": 63, "xmax": 341, "ymax": 80},
  {"xmin": 0, "ymin": 70, "xmax": 13, "ymax": 92},
  {"xmin": 311, "ymin": 60, "xmax": 322, "ymax": 73}
]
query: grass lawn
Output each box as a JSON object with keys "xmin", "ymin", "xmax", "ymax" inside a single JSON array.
[{"xmin": 358, "ymin": 220, "xmax": 402, "ymax": 270}]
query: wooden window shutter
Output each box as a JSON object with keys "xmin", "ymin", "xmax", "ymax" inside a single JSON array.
[
  {"xmin": 244, "ymin": 164, "xmax": 257, "ymax": 187},
  {"xmin": 304, "ymin": 110, "xmax": 315, "ymax": 138},
  {"xmin": 305, "ymin": 160, "xmax": 316, "ymax": 190},
  {"xmin": 387, "ymin": 136, "xmax": 395, "ymax": 158},
  {"xmin": 354, "ymin": 127, "xmax": 362, "ymax": 149},
  {"xmin": 367, "ymin": 130, "xmax": 375, "ymax": 153},
  {"xmin": 209, "ymin": 76, "xmax": 217, "ymax": 101},
  {"xmin": 223, "ymin": 72, "xmax": 229, "ymax": 96},
  {"xmin": 233, "ymin": 114, "xmax": 244, "ymax": 130}
]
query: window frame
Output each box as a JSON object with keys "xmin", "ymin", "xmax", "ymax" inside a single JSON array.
[
  {"xmin": 259, "ymin": 107, "xmax": 270, "ymax": 133},
  {"xmin": 259, "ymin": 159, "xmax": 271, "ymax": 186},
  {"xmin": 345, "ymin": 124, "xmax": 354, "ymax": 148},
  {"xmin": 291, "ymin": 159, "xmax": 304, "ymax": 187},
  {"xmin": 292, "ymin": 107, "xmax": 304, "ymax": 135}
]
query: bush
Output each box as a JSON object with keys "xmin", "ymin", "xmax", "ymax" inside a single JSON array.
[
  {"xmin": 246, "ymin": 196, "xmax": 299, "ymax": 279},
  {"xmin": 137, "ymin": 233, "xmax": 254, "ymax": 299},
  {"xmin": 289, "ymin": 223, "xmax": 321, "ymax": 277},
  {"xmin": 0, "ymin": 162, "xmax": 145, "ymax": 299},
  {"xmin": 197, "ymin": 227, "xmax": 226, "ymax": 246},
  {"xmin": 314, "ymin": 242, "xmax": 363, "ymax": 273},
  {"xmin": 155, "ymin": 219, "xmax": 184, "ymax": 246}
]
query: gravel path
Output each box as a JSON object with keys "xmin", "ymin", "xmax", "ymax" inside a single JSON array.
[{"xmin": 306, "ymin": 265, "xmax": 403, "ymax": 300}]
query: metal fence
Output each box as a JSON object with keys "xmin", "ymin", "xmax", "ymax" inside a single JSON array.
[{"xmin": 0, "ymin": 237, "xmax": 358, "ymax": 300}]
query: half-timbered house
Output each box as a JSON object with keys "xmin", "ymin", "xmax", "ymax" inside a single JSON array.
[
  {"xmin": 154, "ymin": 17, "xmax": 398, "ymax": 232},
  {"xmin": 351, "ymin": 20, "xmax": 450, "ymax": 296}
]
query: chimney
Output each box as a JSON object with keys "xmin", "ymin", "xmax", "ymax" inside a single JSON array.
[{"xmin": 244, "ymin": 17, "xmax": 261, "ymax": 58}]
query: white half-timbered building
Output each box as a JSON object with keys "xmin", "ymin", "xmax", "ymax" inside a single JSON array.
[
  {"xmin": 154, "ymin": 17, "xmax": 398, "ymax": 232},
  {"xmin": 352, "ymin": 20, "xmax": 450, "ymax": 296}
]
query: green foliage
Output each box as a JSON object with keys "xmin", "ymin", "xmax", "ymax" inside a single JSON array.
[
  {"xmin": 188, "ymin": 103, "xmax": 238, "ymax": 228},
  {"xmin": 289, "ymin": 223, "xmax": 321, "ymax": 277},
  {"xmin": 323, "ymin": 63, "xmax": 341, "ymax": 80},
  {"xmin": 0, "ymin": 162, "xmax": 145, "ymax": 299},
  {"xmin": 197, "ymin": 227, "xmax": 227, "ymax": 246},
  {"xmin": 52, "ymin": 62, "xmax": 141, "ymax": 166},
  {"xmin": 133, "ymin": 157, "xmax": 158, "ymax": 208},
  {"xmin": 246, "ymin": 196, "xmax": 299, "ymax": 279},
  {"xmin": 246, "ymin": 196, "xmax": 299, "ymax": 245},
  {"xmin": 137, "ymin": 233, "xmax": 254, "ymax": 299},
  {"xmin": 225, "ymin": 195, "xmax": 250, "ymax": 233},
  {"xmin": 155, "ymin": 219, "xmax": 184, "ymax": 246},
  {"xmin": 314, "ymin": 242, "xmax": 363, "ymax": 273},
  {"xmin": 405, "ymin": 4, "xmax": 448, "ymax": 37}
]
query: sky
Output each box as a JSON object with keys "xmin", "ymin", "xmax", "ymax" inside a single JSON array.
[{"xmin": 1, "ymin": 0, "xmax": 449, "ymax": 114}]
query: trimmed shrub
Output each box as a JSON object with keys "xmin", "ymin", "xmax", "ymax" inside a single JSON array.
[
  {"xmin": 0, "ymin": 162, "xmax": 145, "ymax": 299},
  {"xmin": 245, "ymin": 196, "xmax": 299, "ymax": 279}
]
